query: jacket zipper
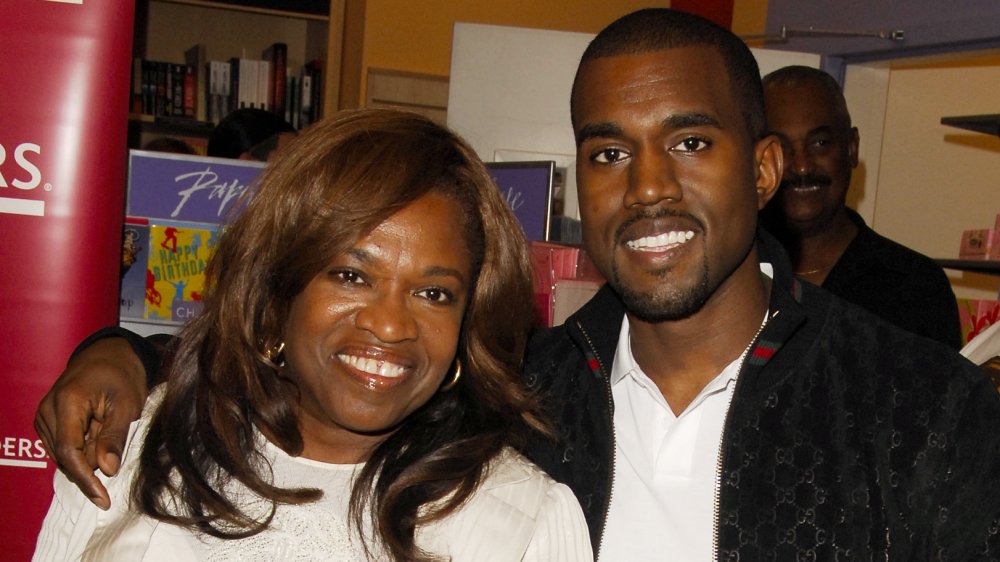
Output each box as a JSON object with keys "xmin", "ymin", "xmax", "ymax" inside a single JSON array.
[
  {"xmin": 574, "ymin": 320, "xmax": 615, "ymax": 560},
  {"xmin": 713, "ymin": 310, "xmax": 776, "ymax": 560}
]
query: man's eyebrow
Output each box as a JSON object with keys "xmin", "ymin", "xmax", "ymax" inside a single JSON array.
[
  {"xmin": 763, "ymin": 124, "xmax": 834, "ymax": 140},
  {"xmin": 807, "ymin": 125, "xmax": 835, "ymax": 137},
  {"xmin": 663, "ymin": 112, "xmax": 720, "ymax": 130},
  {"xmin": 576, "ymin": 122, "xmax": 623, "ymax": 147},
  {"xmin": 576, "ymin": 113, "xmax": 724, "ymax": 146}
]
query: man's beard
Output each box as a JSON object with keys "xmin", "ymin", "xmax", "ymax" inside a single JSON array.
[{"xmin": 613, "ymin": 254, "xmax": 711, "ymax": 323}]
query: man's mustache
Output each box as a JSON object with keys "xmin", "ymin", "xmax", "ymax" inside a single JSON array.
[{"xmin": 780, "ymin": 174, "xmax": 831, "ymax": 190}]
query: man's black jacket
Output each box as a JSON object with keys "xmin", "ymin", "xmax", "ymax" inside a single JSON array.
[{"xmin": 522, "ymin": 232, "xmax": 1000, "ymax": 560}]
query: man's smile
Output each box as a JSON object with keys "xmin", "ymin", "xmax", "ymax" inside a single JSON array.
[{"xmin": 625, "ymin": 230, "xmax": 695, "ymax": 252}]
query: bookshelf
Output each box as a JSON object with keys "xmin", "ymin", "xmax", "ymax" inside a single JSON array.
[
  {"xmin": 157, "ymin": 0, "xmax": 330, "ymax": 18},
  {"xmin": 127, "ymin": 114, "xmax": 215, "ymax": 154},
  {"xmin": 130, "ymin": 0, "xmax": 340, "ymax": 148}
]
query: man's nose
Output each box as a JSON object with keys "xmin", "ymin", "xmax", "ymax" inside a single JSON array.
[
  {"xmin": 786, "ymin": 145, "xmax": 813, "ymax": 177},
  {"xmin": 623, "ymin": 150, "xmax": 681, "ymax": 208}
]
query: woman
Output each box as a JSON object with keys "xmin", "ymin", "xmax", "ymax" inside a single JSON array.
[{"xmin": 34, "ymin": 109, "xmax": 592, "ymax": 561}]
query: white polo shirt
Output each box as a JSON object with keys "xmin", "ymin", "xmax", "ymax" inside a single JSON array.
[{"xmin": 599, "ymin": 265, "xmax": 772, "ymax": 561}]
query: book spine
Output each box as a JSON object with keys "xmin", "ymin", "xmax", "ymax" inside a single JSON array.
[
  {"xmin": 220, "ymin": 61, "xmax": 231, "ymax": 118},
  {"xmin": 274, "ymin": 44, "xmax": 287, "ymax": 116},
  {"xmin": 263, "ymin": 42, "xmax": 287, "ymax": 117},
  {"xmin": 287, "ymin": 75, "xmax": 299, "ymax": 129},
  {"xmin": 183, "ymin": 65, "xmax": 195, "ymax": 118},
  {"xmin": 131, "ymin": 57, "xmax": 143, "ymax": 114},
  {"xmin": 243, "ymin": 59, "xmax": 252, "ymax": 109},
  {"xmin": 229, "ymin": 57, "xmax": 241, "ymax": 111},
  {"xmin": 155, "ymin": 61, "xmax": 168, "ymax": 117},
  {"xmin": 163, "ymin": 62, "xmax": 173, "ymax": 116},
  {"xmin": 184, "ymin": 44, "xmax": 207, "ymax": 122},
  {"xmin": 207, "ymin": 60, "xmax": 219, "ymax": 124},
  {"xmin": 308, "ymin": 60, "xmax": 322, "ymax": 124},
  {"xmin": 257, "ymin": 59, "xmax": 270, "ymax": 111},
  {"xmin": 242, "ymin": 58, "xmax": 255, "ymax": 109},
  {"xmin": 300, "ymin": 70, "xmax": 312, "ymax": 127},
  {"xmin": 172, "ymin": 64, "xmax": 185, "ymax": 117},
  {"xmin": 141, "ymin": 59, "xmax": 154, "ymax": 115}
]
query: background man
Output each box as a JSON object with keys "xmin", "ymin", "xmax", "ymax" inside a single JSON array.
[
  {"xmin": 760, "ymin": 65, "xmax": 961, "ymax": 348},
  {"xmin": 34, "ymin": 8, "xmax": 1000, "ymax": 561}
]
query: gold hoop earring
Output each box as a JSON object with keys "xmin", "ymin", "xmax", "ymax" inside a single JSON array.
[
  {"xmin": 262, "ymin": 341, "xmax": 286, "ymax": 368},
  {"xmin": 440, "ymin": 360, "xmax": 462, "ymax": 392}
]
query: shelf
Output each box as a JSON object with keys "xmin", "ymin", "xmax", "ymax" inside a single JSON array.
[
  {"xmin": 158, "ymin": 0, "xmax": 329, "ymax": 20},
  {"xmin": 936, "ymin": 259, "xmax": 1000, "ymax": 275},
  {"xmin": 127, "ymin": 115, "xmax": 214, "ymax": 153},
  {"xmin": 129, "ymin": 114, "xmax": 214, "ymax": 135},
  {"xmin": 940, "ymin": 114, "xmax": 1000, "ymax": 137}
]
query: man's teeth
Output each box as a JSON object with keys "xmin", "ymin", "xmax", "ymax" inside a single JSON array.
[
  {"xmin": 626, "ymin": 230, "xmax": 695, "ymax": 251},
  {"xmin": 337, "ymin": 354, "xmax": 406, "ymax": 378},
  {"xmin": 790, "ymin": 185, "xmax": 821, "ymax": 192}
]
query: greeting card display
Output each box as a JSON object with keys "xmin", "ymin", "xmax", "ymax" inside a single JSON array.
[
  {"xmin": 486, "ymin": 161, "xmax": 555, "ymax": 242},
  {"xmin": 123, "ymin": 150, "xmax": 264, "ymax": 326},
  {"xmin": 127, "ymin": 149, "xmax": 265, "ymax": 224}
]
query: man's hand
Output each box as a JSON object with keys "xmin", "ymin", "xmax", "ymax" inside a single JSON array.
[{"xmin": 34, "ymin": 337, "xmax": 148, "ymax": 510}]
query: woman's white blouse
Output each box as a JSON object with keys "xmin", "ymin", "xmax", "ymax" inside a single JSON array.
[{"xmin": 32, "ymin": 390, "xmax": 593, "ymax": 561}]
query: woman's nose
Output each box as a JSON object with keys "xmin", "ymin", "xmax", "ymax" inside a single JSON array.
[{"xmin": 354, "ymin": 292, "xmax": 419, "ymax": 343}]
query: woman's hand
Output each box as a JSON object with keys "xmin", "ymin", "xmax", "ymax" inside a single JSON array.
[{"xmin": 34, "ymin": 337, "xmax": 148, "ymax": 510}]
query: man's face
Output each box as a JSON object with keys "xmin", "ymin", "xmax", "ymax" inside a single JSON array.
[
  {"xmin": 573, "ymin": 47, "xmax": 778, "ymax": 322},
  {"xmin": 764, "ymin": 79, "xmax": 859, "ymax": 236}
]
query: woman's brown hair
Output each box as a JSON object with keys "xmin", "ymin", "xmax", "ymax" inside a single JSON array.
[{"xmin": 134, "ymin": 109, "xmax": 545, "ymax": 560}]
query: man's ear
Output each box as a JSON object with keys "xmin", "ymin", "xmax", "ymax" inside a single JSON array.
[{"xmin": 754, "ymin": 134, "xmax": 783, "ymax": 210}]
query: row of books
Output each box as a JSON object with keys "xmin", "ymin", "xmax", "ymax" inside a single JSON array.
[
  {"xmin": 130, "ymin": 42, "xmax": 322, "ymax": 129},
  {"xmin": 130, "ymin": 59, "xmax": 196, "ymax": 119}
]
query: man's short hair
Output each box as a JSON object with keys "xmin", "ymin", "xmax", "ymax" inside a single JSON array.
[
  {"xmin": 570, "ymin": 8, "xmax": 766, "ymax": 140},
  {"xmin": 762, "ymin": 65, "xmax": 852, "ymax": 129}
]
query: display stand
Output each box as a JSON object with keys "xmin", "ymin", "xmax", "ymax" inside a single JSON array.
[
  {"xmin": 937, "ymin": 115, "xmax": 1000, "ymax": 284},
  {"xmin": 940, "ymin": 114, "xmax": 1000, "ymax": 137}
]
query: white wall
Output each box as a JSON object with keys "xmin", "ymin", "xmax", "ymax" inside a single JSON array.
[
  {"xmin": 842, "ymin": 65, "xmax": 890, "ymax": 225},
  {"xmin": 448, "ymin": 23, "xmax": 591, "ymax": 219}
]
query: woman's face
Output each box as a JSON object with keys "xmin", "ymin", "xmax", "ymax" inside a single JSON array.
[{"xmin": 283, "ymin": 192, "xmax": 473, "ymax": 464}]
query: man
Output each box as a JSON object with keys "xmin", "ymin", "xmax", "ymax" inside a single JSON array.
[
  {"xmin": 35, "ymin": 8, "xmax": 1000, "ymax": 561},
  {"xmin": 520, "ymin": 9, "xmax": 999, "ymax": 560},
  {"xmin": 207, "ymin": 107, "xmax": 295, "ymax": 160},
  {"xmin": 760, "ymin": 65, "xmax": 962, "ymax": 349}
]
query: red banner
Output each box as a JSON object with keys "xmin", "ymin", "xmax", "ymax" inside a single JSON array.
[
  {"xmin": 0, "ymin": 1, "xmax": 134, "ymax": 558},
  {"xmin": 671, "ymin": 0, "xmax": 735, "ymax": 29}
]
